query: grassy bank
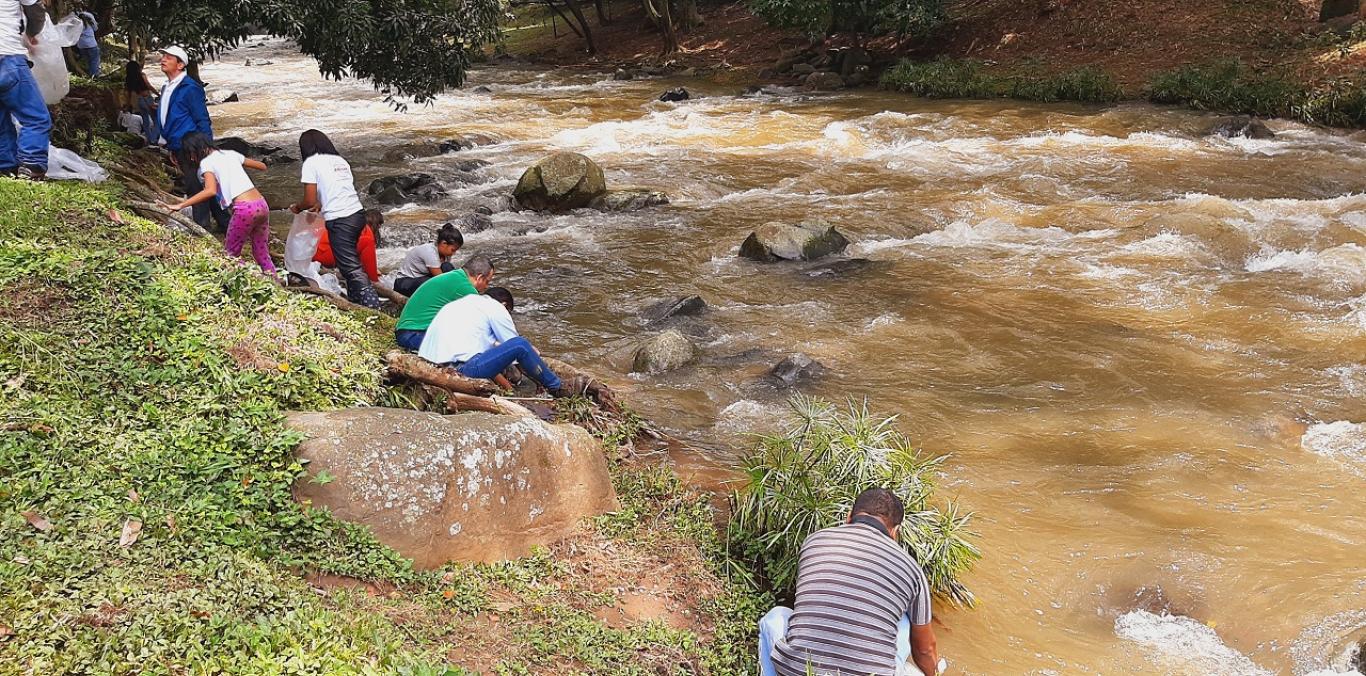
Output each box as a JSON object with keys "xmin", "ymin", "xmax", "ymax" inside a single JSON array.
[
  {"xmin": 881, "ymin": 56, "xmax": 1366, "ymax": 127},
  {"xmin": 0, "ymin": 165, "xmax": 766, "ymax": 673}
]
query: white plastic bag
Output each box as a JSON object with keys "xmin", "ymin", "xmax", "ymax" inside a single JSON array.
[
  {"xmin": 284, "ymin": 210, "xmax": 326, "ymax": 277},
  {"xmin": 44, "ymin": 146, "xmax": 107, "ymax": 182},
  {"xmin": 31, "ymin": 15, "xmax": 84, "ymax": 105}
]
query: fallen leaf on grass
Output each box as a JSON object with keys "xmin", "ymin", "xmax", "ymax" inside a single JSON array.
[
  {"xmin": 191, "ymin": 610, "xmax": 210, "ymax": 619},
  {"xmin": 165, "ymin": 514, "xmax": 178, "ymax": 534},
  {"xmin": 119, "ymin": 520, "xmax": 142, "ymax": 548},
  {"xmin": 0, "ymin": 624, "xmax": 13, "ymax": 641},
  {"xmin": 20, "ymin": 510, "xmax": 51, "ymax": 532}
]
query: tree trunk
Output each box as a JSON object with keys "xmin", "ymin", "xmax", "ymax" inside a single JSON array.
[
  {"xmin": 594, "ymin": 0, "xmax": 612, "ymax": 24},
  {"xmin": 542, "ymin": 0, "xmax": 584, "ymax": 39},
  {"xmin": 560, "ymin": 0, "xmax": 597, "ymax": 54},
  {"xmin": 444, "ymin": 392, "xmax": 536, "ymax": 417},
  {"xmin": 680, "ymin": 0, "xmax": 702, "ymax": 29},
  {"xmin": 658, "ymin": 0, "xmax": 679, "ymax": 54},
  {"xmin": 385, "ymin": 351, "xmax": 499, "ymax": 396}
]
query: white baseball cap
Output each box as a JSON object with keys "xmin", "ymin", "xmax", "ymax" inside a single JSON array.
[{"xmin": 160, "ymin": 46, "xmax": 190, "ymax": 64}]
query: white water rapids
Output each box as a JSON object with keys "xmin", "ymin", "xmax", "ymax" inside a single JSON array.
[{"xmin": 199, "ymin": 38, "xmax": 1366, "ymax": 674}]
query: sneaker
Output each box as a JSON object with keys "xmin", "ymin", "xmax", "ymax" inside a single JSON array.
[
  {"xmin": 0, "ymin": 167, "xmax": 16, "ymax": 177},
  {"xmin": 16, "ymin": 165, "xmax": 45, "ymax": 181}
]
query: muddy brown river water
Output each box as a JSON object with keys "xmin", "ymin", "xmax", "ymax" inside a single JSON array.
[{"xmin": 199, "ymin": 39, "xmax": 1366, "ymax": 674}]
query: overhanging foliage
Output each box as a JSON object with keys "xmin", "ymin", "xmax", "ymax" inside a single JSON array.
[{"xmin": 118, "ymin": 0, "xmax": 501, "ymax": 103}]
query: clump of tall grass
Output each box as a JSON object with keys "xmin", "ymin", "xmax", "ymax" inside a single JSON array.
[
  {"xmin": 881, "ymin": 57, "xmax": 1121, "ymax": 103},
  {"xmin": 727, "ymin": 396, "xmax": 980, "ymax": 607},
  {"xmin": 1146, "ymin": 58, "xmax": 1300, "ymax": 116}
]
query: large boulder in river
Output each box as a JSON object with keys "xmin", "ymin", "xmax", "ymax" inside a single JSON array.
[
  {"xmin": 804, "ymin": 71, "xmax": 845, "ymax": 91},
  {"xmin": 289, "ymin": 408, "xmax": 617, "ymax": 567},
  {"xmin": 631, "ymin": 329, "xmax": 699, "ymax": 374},
  {"xmin": 513, "ymin": 152, "xmax": 608, "ymax": 212},
  {"xmin": 1208, "ymin": 115, "xmax": 1275, "ymax": 140},
  {"xmin": 740, "ymin": 222, "xmax": 850, "ymax": 262},
  {"xmin": 367, "ymin": 173, "xmax": 448, "ymax": 205}
]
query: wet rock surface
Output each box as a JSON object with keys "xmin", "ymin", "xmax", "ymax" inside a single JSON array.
[
  {"xmin": 767, "ymin": 353, "xmax": 825, "ymax": 387},
  {"xmin": 289, "ymin": 408, "xmax": 617, "ymax": 567},
  {"xmin": 1208, "ymin": 115, "xmax": 1275, "ymax": 139},
  {"xmin": 642, "ymin": 295, "xmax": 707, "ymax": 324},
  {"xmin": 631, "ymin": 329, "xmax": 699, "ymax": 374},
  {"xmin": 740, "ymin": 222, "xmax": 851, "ymax": 262},
  {"xmin": 367, "ymin": 173, "xmax": 448, "ymax": 205},
  {"xmin": 513, "ymin": 152, "xmax": 608, "ymax": 212},
  {"xmin": 590, "ymin": 189, "xmax": 670, "ymax": 212}
]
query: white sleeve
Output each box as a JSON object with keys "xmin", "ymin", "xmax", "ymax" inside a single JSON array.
[
  {"xmin": 299, "ymin": 157, "xmax": 317, "ymax": 184},
  {"xmin": 488, "ymin": 302, "xmax": 519, "ymax": 344},
  {"xmin": 21, "ymin": 0, "xmax": 39, "ymax": 6}
]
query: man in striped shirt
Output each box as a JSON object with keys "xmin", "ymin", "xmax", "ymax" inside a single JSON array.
[{"xmin": 759, "ymin": 488, "xmax": 941, "ymax": 676}]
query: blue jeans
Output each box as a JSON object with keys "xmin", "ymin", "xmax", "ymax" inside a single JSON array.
[
  {"xmin": 457, "ymin": 337, "xmax": 562, "ymax": 390},
  {"xmin": 79, "ymin": 46, "xmax": 101, "ymax": 77},
  {"xmin": 395, "ymin": 329, "xmax": 425, "ymax": 352},
  {"xmin": 759, "ymin": 606, "xmax": 913, "ymax": 676},
  {"xmin": 136, "ymin": 95, "xmax": 157, "ymax": 145},
  {"xmin": 0, "ymin": 55, "xmax": 52, "ymax": 172}
]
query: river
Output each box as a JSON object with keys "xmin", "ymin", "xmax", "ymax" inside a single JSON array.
[{"xmin": 198, "ymin": 38, "xmax": 1366, "ymax": 675}]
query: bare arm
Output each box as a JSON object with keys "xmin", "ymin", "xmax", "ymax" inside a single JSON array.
[
  {"xmin": 493, "ymin": 374, "xmax": 514, "ymax": 391},
  {"xmin": 426, "ymin": 266, "xmax": 444, "ymax": 277},
  {"xmin": 291, "ymin": 183, "xmax": 320, "ymax": 213},
  {"xmin": 166, "ymin": 172, "xmax": 218, "ymax": 211},
  {"xmin": 242, "ymin": 158, "xmax": 268, "ymax": 172},
  {"xmin": 910, "ymin": 624, "xmax": 939, "ymax": 676}
]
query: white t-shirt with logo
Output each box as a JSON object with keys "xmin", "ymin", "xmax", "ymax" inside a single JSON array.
[
  {"xmin": 418, "ymin": 295, "xmax": 519, "ymax": 365},
  {"xmin": 197, "ymin": 150, "xmax": 255, "ymax": 208},
  {"xmin": 300, "ymin": 153, "xmax": 364, "ymax": 221},
  {"xmin": 1, "ymin": 0, "xmax": 41, "ymax": 57}
]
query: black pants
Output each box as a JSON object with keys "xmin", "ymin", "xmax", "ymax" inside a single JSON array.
[
  {"xmin": 175, "ymin": 145, "xmax": 229, "ymax": 230},
  {"xmin": 393, "ymin": 261, "xmax": 455, "ymax": 297},
  {"xmin": 326, "ymin": 210, "xmax": 381, "ymax": 308}
]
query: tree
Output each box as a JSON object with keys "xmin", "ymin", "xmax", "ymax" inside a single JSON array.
[
  {"xmin": 113, "ymin": 0, "xmax": 500, "ymax": 103},
  {"xmin": 747, "ymin": 0, "xmax": 943, "ymax": 41}
]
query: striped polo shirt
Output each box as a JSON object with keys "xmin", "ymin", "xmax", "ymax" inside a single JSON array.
[{"xmin": 772, "ymin": 521, "xmax": 932, "ymax": 676}]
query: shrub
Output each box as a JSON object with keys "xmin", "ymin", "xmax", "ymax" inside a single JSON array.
[
  {"xmin": 749, "ymin": 0, "xmax": 944, "ymax": 40},
  {"xmin": 1297, "ymin": 77, "xmax": 1366, "ymax": 128},
  {"xmin": 881, "ymin": 57, "xmax": 1122, "ymax": 103},
  {"xmin": 1146, "ymin": 58, "xmax": 1301, "ymax": 116},
  {"xmin": 727, "ymin": 397, "xmax": 980, "ymax": 606}
]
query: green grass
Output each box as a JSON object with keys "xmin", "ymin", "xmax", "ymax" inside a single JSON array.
[
  {"xmin": 881, "ymin": 57, "xmax": 1122, "ymax": 103},
  {"xmin": 0, "ymin": 170, "xmax": 766, "ymax": 673},
  {"xmin": 1146, "ymin": 58, "xmax": 1366, "ymax": 128}
]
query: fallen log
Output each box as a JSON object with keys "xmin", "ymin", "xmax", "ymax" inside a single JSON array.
[
  {"xmin": 287, "ymin": 285, "xmax": 379, "ymax": 314},
  {"xmin": 445, "ymin": 392, "xmax": 535, "ymax": 417},
  {"xmin": 544, "ymin": 356, "xmax": 620, "ymax": 413},
  {"xmin": 386, "ymin": 350, "xmax": 498, "ymax": 396},
  {"xmin": 125, "ymin": 200, "xmax": 210, "ymax": 237},
  {"xmin": 373, "ymin": 284, "xmax": 408, "ymax": 307}
]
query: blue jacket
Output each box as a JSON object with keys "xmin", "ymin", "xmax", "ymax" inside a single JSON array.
[{"xmin": 160, "ymin": 76, "xmax": 212, "ymax": 151}]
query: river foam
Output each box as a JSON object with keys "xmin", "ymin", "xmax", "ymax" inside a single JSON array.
[{"xmin": 1115, "ymin": 611, "xmax": 1272, "ymax": 675}]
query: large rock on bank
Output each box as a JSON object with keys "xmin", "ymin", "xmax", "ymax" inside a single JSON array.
[
  {"xmin": 289, "ymin": 408, "xmax": 617, "ymax": 567},
  {"xmin": 740, "ymin": 222, "xmax": 850, "ymax": 262},
  {"xmin": 513, "ymin": 152, "xmax": 607, "ymax": 212}
]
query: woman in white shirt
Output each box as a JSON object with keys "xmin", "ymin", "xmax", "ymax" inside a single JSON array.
[
  {"xmin": 288, "ymin": 129, "xmax": 380, "ymax": 308},
  {"xmin": 163, "ymin": 133, "xmax": 275, "ymax": 273}
]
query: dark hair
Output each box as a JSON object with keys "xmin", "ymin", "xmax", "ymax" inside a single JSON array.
[
  {"xmin": 179, "ymin": 132, "xmax": 215, "ymax": 170},
  {"xmin": 364, "ymin": 209, "xmax": 384, "ymax": 246},
  {"xmin": 437, "ymin": 223, "xmax": 464, "ymax": 248},
  {"xmin": 298, "ymin": 129, "xmax": 340, "ymax": 160},
  {"xmin": 851, "ymin": 488, "xmax": 905, "ymax": 527},
  {"xmin": 485, "ymin": 286, "xmax": 514, "ymax": 312},
  {"xmin": 461, "ymin": 254, "xmax": 494, "ymax": 279},
  {"xmin": 123, "ymin": 61, "xmax": 144, "ymax": 93}
]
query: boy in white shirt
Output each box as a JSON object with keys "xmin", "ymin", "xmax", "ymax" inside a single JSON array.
[{"xmin": 418, "ymin": 287, "xmax": 565, "ymax": 394}]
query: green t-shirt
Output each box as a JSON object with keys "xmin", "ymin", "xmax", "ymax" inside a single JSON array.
[{"xmin": 395, "ymin": 270, "xmax": 478, "ymax": 331}]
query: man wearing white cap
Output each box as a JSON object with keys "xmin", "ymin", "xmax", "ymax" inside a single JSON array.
[
  {"xmin": 0, "ymin": 0, "xmax": 52, "ymax": 179},
  {"xmin": 157, "ymin": 45, "xmax": 224, "ymax": 229}
]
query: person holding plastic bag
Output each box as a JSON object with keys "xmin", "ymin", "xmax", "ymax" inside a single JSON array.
[
  {"xmin": 0, "ymin": 0, "xmax": 51, "ymax": 180},
  {"xmin": 161, "ymin": 132, "xmax": 276, "ymax": 274},
  {"xmin": 289, "ymin": 129, "xmax": 380, "ymax": 308}
]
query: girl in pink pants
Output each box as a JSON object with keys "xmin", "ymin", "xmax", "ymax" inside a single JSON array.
[{"xmin": 164, "ymin": 132, "xmax": 276, "ymax": 274}]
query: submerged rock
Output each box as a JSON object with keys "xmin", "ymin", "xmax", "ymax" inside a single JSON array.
[
  {"xmin": 451, "ymin": 212, "xmax": 495, "ymax": 234},
  {"xmin": 1208, "ymin": 115, "xmax": 1275, "ymax": 140},
  {"xmin": 367, "ymin": 173, "xmax": 447, "ymax": 205},
  {"xmin": 768, "ymin": 353, "xmax": 825, "ymax": 387},
  {"xmin": 740, "ymin": 222, "xmax": 850, "ymax": 262},
  {"xmin": 805, "ymin": 71, "xmax": 845, "ymax": 91},
  {"xmin": 802, "ymin": 258, "xmax": 874, "ymax": 278},
  {"xmin": 659, "ymin": 87, "xmax": 690, "ymax": 102},
  {"xmin": 470, "ymin": 85, "xmax": 493, "ymax": 94},
  {"xmin": 642, "ymin": 295, "xmax": 707, "ymax": 323},
  {"xmin": 289, "ymin": 408, "xmax": 617, "ymax": 567},
  {"xmin": 632, "ymin": 329, "xmax": 699, "ymax": 374},
  {"xmin": 590, "ymin": 189, "xmax": 670, "ymax": 212},
  {"xmin": 613, "ymin": 68, "xmax": 634, "ymax": 81},
  {"xmin": 513, "ymin": 152, "xmax": 608, "ymax": 212},
  {"xmin": 215, "ymin": 136, "xmax": 295, "ymax": 165}
]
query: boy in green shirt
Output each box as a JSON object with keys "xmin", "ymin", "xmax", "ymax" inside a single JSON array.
[{"xmin": 394, "ymin": 255, "xmax": 495, "ymax": 351}]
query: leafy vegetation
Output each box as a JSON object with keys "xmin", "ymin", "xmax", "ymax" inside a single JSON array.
[
  {"xmin": 881, "ymin": 57, "xmax": 1122, "ymax": 103},
  {"xmin": 93, "ymin": 0, "xmax": 500, "ymax": 103},
  {"xmin": 1146, "ymin": 58, "xmax": 1366, "ymax": 128},
  {"xmin": 748, "ymin": 0, "xmax": 944, "ymax": 40},
  {"xmin": 0, "ymin": 170, "xmax": 766, "ymax": 673},
  {"xmin": 727, "ymin": 397, "xmax": 980, "ymax": 606}
]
